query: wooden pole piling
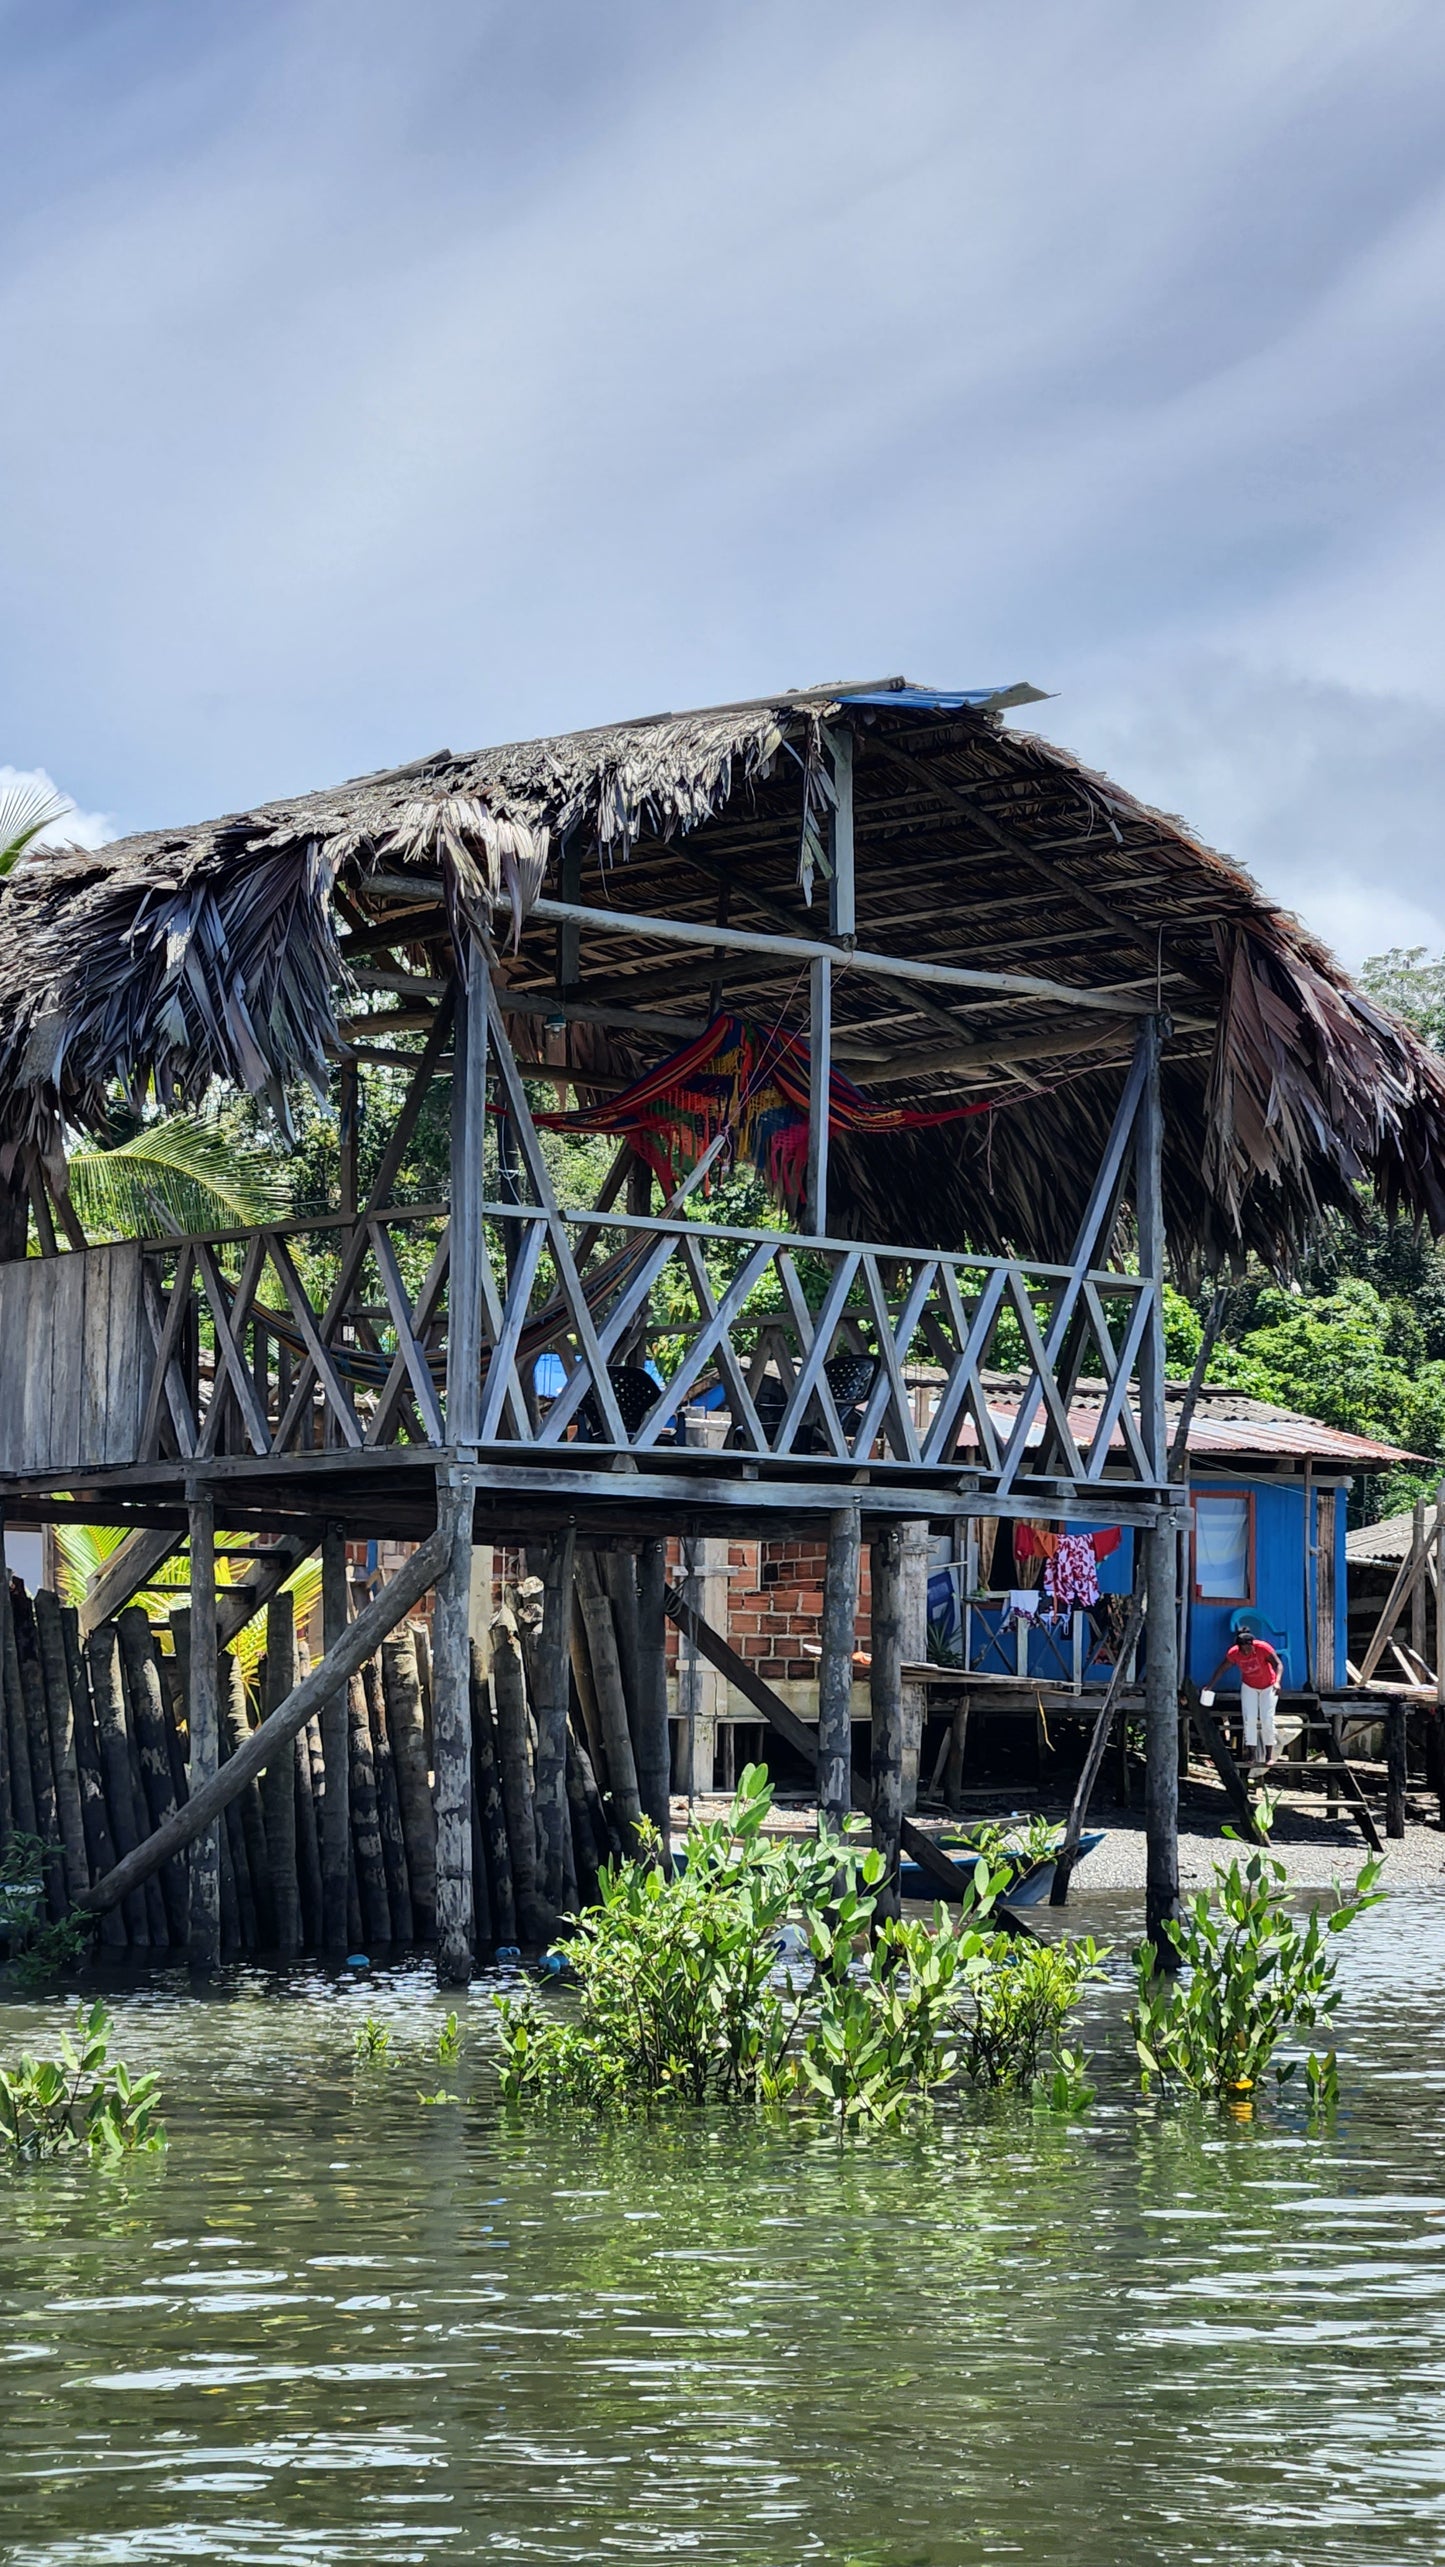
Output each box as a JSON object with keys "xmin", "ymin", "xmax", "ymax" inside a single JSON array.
[
  {"xmin": 819, "ymin": 1508, "xmax": 861, "ymax": 1831},
  {"xmin": 430, "ymin": 1475, "xmax": 476, "ymax": 1983},
  {"xmin": 186, "ymin": 1485, "xmax": 221, "ymax": 1971}
]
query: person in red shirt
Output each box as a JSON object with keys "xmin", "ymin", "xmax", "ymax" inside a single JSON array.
[{"xmin": 1201, "ymin": 1621, "xmax": 1284, "ymax": 1766}]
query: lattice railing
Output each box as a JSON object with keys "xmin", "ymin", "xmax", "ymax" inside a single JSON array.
[{"xmin": 137, "ymin": 1200, "xmax": 1165, "ymax": 1493}]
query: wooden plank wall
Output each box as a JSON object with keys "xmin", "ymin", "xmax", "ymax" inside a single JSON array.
[{"xmin": 0, "ymin": 1245, "xmax": 149, "ymax": 1473}]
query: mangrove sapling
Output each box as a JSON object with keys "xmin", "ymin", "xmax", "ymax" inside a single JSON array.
[
  {"xmin": 353, "ymin": 2014, "xmax": 392, "ymax": 2064},
  {"xmin": 496, "ymin": 1766, "xmax": 855, "ymax": 2110},
  {"xmin": 958, "ymin": 1934, "xmax": 1109, "ymax": 2091},
  {"xmin": 435, "ymin": 2011, "xmax": 463, "ymax": 2065},
  {"xmin": 494, "ymin": 1764, "xmax": 1107, "ymax": 2125},
  {"xmin": 1131, "ymin": 1844, "xmax": 1384, "ymax": 2103},
  {"xmin": 0, "ymin": 2001, "xmax": 165, "ymax": 2161}
]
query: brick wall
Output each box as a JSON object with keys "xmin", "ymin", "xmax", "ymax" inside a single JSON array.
[{"xmin": 663, "ymin": 1534, "xmax": 873, "ymax": 1684}]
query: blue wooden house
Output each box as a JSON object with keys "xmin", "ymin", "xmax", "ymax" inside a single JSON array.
[{"xmin": 925, "ymin": 1379, "xmax": 1412, "ymax": 1703}]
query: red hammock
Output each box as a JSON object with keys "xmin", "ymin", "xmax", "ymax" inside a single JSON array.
[{"xmin": 527, "ymin": 1013, "xmax": 993, "ymax": 1214}]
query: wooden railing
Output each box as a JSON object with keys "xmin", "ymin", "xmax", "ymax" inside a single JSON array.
[{"xmin": 131, "ymin": 1202, "xmax": 1166, "ymax": 1495}]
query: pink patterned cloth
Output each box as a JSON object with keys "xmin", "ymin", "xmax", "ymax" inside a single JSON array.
[{"xmin": 1044, "ymin": 1533, "xmax": 1101, "ymax": 1614}]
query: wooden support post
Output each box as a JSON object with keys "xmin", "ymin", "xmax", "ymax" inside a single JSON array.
[
  {"xmin": 186, "ymin": 1482, "xmax": 220, "ymax": 1972},
  {"xmin": 634, "ymin": 1537, "xmax": 674, "ymax": 1862},
  {"xmin": 491, "ymin": 1601, "xmax": 550, "ymax": 1940},
  {"xmin": 826, "ymin": 724, "xmax": 855, "ymax": 941},
  {"xmin": 1386, "ymin": 1704, "xmax": 1408, "ymax": 1841},
  {"xmin": 943, "ymin": 1697, "xmax": 970, "ymax": 1813},
  {"xmin": 675, "ymin": 1534, "xmax": 707, "ymax": 1798},
  {"xmin": 382, "ymin": 1628, "xmax": 436, "ymax": 1939},
  {"xmin": 1143, "ymin": 1521, "xmax": 1181, "ymax": 1956},
  {"xmin": 431, "ymin": 1472, "xmax": 475, "ymax": 1983},
  {"xmin": 319, "ymin": 1523, "xmax": 350, "ymax": 1949},
  {"xmin": 819, "ymin": 1507, "xmax": 860, "ymax": 1831},
  {"xmin": 117, "ymin": 1607, "xmax": 185, "ymax": 1943},
  {"xmin": 576, "ymin": 1551, "xmax": 645, "ymax": 1852},
  {"xmin": 870, "ymin": 1523, "xmax": 905, "ymax": 1915},
  {"xmin": 1, "ymin": 1557, "xmax": 36, "ymax": 1842},
  {"xmin": 32, "ymin": 1591, "xmax": 89, "ymax": 1906},
  {"xmin": 899, "ymin": 1520, "xmax": 930, "ymax": 1814},
  {"xmin": 806, "ymin": 953, "xmax": 831, "ymax": 1237},
  {"xmin": 1412, "ymin": 1496, "xmax": 1428, "ymax": 1671},
  {"xmin": 347, "ymin": 1667, "xmax": 392, "ymax": 1946},
  {"xmin": 533, "ymin": 1528, "xmax": 577, "ymax": 1908},
  {"xmin": 1134, "ymin": 1016, "xmax": 1181, "ymax": 1958},
  {"xmin": 85, "ymin": 1623, "xmax": 148, "ymax": 1944},
  {"xmin": 448, "ymin": 936, "xmax": 489, "ymax": 1446}
]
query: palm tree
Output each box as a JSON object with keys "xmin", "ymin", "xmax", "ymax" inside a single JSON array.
[{"xmin": 52, "ymin": 1523, "xmax": 322, "ymax": 1696}]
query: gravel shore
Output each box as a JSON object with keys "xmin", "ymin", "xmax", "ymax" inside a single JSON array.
[{"xmin": 684, "ymin": 1779, "xmax": 1445, "ymax": 1892}]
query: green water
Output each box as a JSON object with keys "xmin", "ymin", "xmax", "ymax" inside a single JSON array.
[{"xmin": 2, "ymin": 1889, "xmax": 1444, "ymax": 2565}]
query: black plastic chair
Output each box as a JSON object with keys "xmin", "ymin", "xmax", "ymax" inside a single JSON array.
[
  {"xmin": 576, "ymin": 1362, "xmax": 674, "ymax": 1445},
  {"xmin": 735, "ymin": 1353, "xmax": 881, "ymax": 1452}
]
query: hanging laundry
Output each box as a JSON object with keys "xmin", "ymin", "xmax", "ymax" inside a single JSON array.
[
  {"xmin": 1046, "ymin": 1534, "xmax": 1105, "ymax": 1615},
  {"xmin": 1013, "ymin": 1524, "xmax": 1122, "ymax": 1620},
  {"xmin": 1007, "ymin": 1589, "xmax": 1039, "ymax": 1622}
]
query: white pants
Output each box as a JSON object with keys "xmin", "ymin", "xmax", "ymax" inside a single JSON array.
[{"xmin": 1241, "ymin": 1684, "xmax": 1277, "ymax": 1751}]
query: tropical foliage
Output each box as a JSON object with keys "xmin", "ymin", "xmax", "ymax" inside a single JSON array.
[
  {"xmin": 494, "ymin": 1766, "xmax": 1105, "ymax": 2124},
  {"xmin": 65, "ymin": 1112, "xmax": 290, "ymax": 1239}
]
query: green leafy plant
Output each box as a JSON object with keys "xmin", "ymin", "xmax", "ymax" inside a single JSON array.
[
  {"xmin": 416, "ymin": 2088, "xmax": 460, "ymax": 2106},
  {"xmin": 495, "ymin": 1765, "xmax": 1104, "ymax": 2127},
  {"xmin": 65, "ymin": 1112, "xmax": 291, "ymax": 1242},
  {"xmin": 435, "ymin": 2011, "xmax": 462, "ymax": 2065},
  {"xmin": 353, "ymin": 2015, "xmax": 391, "ymax": 2063},
  {"xmin": 0, "ymin": 2001, "xmax": 165, "ymax": 2161},
  {"xmin": 959, "ymin": 1934, "xmax": 1108, "ymax": 2089},
  {"xmin": 1131, "ymin": 1844, "xmax": 1383, "ymax": 2103},
  {"xmin": 953, "ymin": 1813, "xmax": 1065, "ymax": 1882}
]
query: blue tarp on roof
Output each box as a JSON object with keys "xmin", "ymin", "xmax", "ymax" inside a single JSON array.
[{"xmin": 835, "ymin": 681, "xmax": 1048, "ymax": 715}]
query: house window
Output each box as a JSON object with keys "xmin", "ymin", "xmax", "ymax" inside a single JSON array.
[{"xmin": 1192, "ymin": 1490, "xmax": 1255, "ymax": 1603}]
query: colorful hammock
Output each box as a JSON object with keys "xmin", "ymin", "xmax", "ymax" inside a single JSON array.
[{"xmin": 528, "ymin": 1013, "xmax": 993, "ymax": 1213}]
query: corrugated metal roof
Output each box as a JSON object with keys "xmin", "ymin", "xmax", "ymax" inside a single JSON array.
[
  {"xmin": 1347, "ymin": 1509, "xmax": 1418, "ymax": 1564},
  {"xmin": 915, "ymin": 1371, "xmax": 1417, "ymax": 1467}
]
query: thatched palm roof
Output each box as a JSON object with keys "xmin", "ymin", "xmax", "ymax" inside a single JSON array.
[{"xmin": 3, "ymin": 677, "xmax": 1443, "ymax": 1273}]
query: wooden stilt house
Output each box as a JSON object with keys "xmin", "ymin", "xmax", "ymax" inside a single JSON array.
[{"xmin": 1, "ymin": 676, "xmax": 1443, "ymax": 1971}]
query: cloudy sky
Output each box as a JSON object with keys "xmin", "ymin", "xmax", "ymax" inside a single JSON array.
[{"xmin": 4, "ymin": 0, "xmax": 1444, "ymax": 966}]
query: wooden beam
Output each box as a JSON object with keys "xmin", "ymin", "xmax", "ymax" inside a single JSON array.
[
  {"xmin": 806, "ymin": 953, "xmax": 831, "ymax": 1237},
  {"xmin": 827, "ymin": 726, "xmax": 856, "ymax": 941},
  {"xmin": 524, "ymin": 899, "xmax": 1154, "ymax": 1017},
  {"xmin": 79, "ymin": 1527, "xmax": 184, "ymax": 1636},
  {"xmin": 870, "ymin": 738, "xmax": 1206, "ymax": 993}
]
